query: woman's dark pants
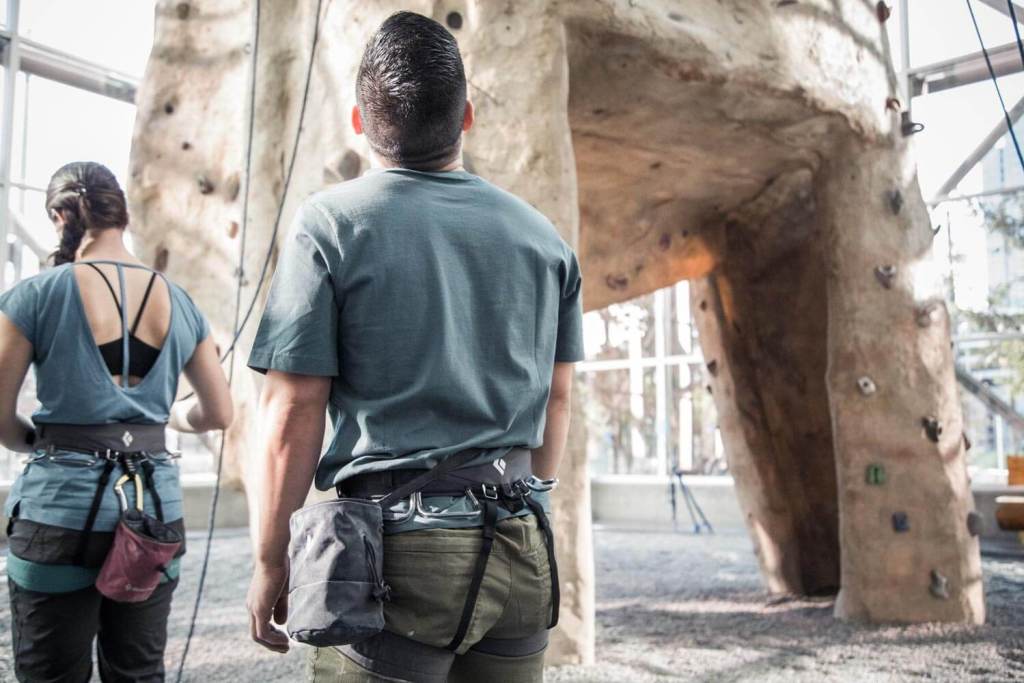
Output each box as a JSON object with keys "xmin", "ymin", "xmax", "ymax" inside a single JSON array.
[{"xmin": 8, "ymin": 577, "xmax": 176, "ymax": 683}]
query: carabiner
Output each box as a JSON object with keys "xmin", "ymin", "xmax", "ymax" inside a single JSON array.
[{"xmin": 113, "ymin": 473, "xmax": 145, "ymax": 513}]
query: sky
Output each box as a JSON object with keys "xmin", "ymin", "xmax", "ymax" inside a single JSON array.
[{"xmin": 3, "ymin": 0, "xmax": 1022, "ymax": 309}]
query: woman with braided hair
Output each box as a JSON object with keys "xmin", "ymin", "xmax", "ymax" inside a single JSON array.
[{"xmin": 0, "ymin": 161, "xmax": 233, "ymax": 682}]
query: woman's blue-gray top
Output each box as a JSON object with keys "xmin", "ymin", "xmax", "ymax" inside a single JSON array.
[
  {"xmin": 0, "ymin": 261, "xmax": 209, "ymax": 425},
  {"xmin": 0, "ymin": 262, "xmax": 209, "ymax": 591}
]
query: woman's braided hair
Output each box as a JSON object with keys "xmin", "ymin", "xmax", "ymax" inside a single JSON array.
[{"xmin": 45, "ymin": 162, "xmax": 128, "ymax": 265}]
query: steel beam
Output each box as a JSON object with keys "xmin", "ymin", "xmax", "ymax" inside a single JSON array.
[
  {"xmin": 978, "ymin": 0, "xmax": 1024, "ymax": 23},
  {"xmin": 931, "ymin": 93, "xmax": 1024, "ymax": 201},
  {"xmin": 0, "ymin": 0, "xmax": 21, "ymax": 291},
  {"xmin": 956, "ymin": 364, "xmax": 1024, "ymax": 433},
  {"xmin": 0, "ymin": 35, "xmax": 137, "ymax": 104},
  {"xmin": 909, "ymin": 41, "xmax": 1024, "ymax": 96}
]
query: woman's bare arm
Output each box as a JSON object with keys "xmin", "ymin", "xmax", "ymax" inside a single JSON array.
[
  {"xmin": 0, "ymin": 315, "xmax": 35, "ymax": 452},
  {"xmin": 172, "ymin": 336, "xmax": 233, "ymax": 432}
]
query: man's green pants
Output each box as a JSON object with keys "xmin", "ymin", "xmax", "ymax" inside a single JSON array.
[{"xmin": 307, "ymin": 514, "xmax": 554, "ymax": 683}]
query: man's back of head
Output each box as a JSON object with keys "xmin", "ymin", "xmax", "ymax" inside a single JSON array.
[{"xmin": 356, "ymin": 12, "xmax": 468, "ymax": 171}]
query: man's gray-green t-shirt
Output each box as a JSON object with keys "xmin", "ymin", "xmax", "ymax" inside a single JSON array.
[{"xmin": 248, "ymin": 167, "xmax": 585, "ymax": 491}]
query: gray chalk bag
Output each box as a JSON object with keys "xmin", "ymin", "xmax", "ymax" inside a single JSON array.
[
  {"xmin": 286, "ymin": 498, "xmax": 390, "ymax": 647},
  {"xmin": 285, "ymin": 449, "xmax": 484, "ymax": 647}
]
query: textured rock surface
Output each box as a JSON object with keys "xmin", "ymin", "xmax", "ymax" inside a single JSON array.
[{"xmin": 128, "ymin": 0, "xmax": 984, "ymax": 665}]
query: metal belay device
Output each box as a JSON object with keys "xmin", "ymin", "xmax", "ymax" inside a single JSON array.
[{"xmin": 95, "ymin": 466, "xmax": 183, "ymax": 603}]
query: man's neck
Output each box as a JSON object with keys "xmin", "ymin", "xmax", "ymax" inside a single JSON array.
[{"xmin": 369, "ymin": 150, "xmax": 464, "ymax": 173}]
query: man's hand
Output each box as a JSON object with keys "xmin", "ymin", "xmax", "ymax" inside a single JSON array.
[
  {"xmin": 247, "ymin": 562, "xmax": 290, "ymax": 653},
  {"xmin": 248, "ymin": 370, "xmax": 330, "ymax": 652}
]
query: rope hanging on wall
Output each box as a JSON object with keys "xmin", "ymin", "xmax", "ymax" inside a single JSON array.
[{"xmin": 174, "ymin": 0, "xmax": 326, "ymax": 679}]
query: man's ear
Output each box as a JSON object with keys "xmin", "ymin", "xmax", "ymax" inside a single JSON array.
[
  {"xmin": 351, "ymin": 105, "xmax": 364, "ymax": 135},
  {"xmin": 462, "ymin": 100, "xmax": 474, "ymax": 133}
]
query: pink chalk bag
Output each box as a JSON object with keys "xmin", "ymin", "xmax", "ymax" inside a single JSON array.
[{"xmin": 95, "ymin": 466, "xmax": 183, "ymax": 602}]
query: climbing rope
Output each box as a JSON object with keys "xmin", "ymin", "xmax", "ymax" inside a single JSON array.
[
  {"xmin": 176, "ymin": 0, "xmax": 327, "ymax": 402},
  {"xmin": 173, "ymin": 0, "xmax": 325, "ymax": 679},
  {"xmin": 966, "ymin": 0, "xmax": 1024, "ymax": 177},
  {"xmin": 172, "ymin": 0, "xmax": 259, "ymax": 675}
]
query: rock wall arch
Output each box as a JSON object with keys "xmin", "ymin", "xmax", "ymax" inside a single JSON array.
[{"xmin": 129, "ymin": 0, "xmax": 984, "ymax": 665}]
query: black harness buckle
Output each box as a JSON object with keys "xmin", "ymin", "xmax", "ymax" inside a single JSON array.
[{"xmin": 481, "ymin": 483, "xmax": 499, "ymax": 500}]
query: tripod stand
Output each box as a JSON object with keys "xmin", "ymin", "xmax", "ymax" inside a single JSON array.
[{"xmin": 669, "ymin": 467, "xmax": 714, "ymax": 534}]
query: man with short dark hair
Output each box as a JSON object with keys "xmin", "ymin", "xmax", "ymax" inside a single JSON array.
[{"xmin": 245, "ymin": 11, "xmax": 583, "ymax": 682}]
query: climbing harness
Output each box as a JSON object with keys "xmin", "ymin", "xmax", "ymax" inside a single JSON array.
[
  {"xmin": 286, "ymin": 448, "xmax": 560, "ymax": 652},
  {"xmin": 30, "ymin": 423, "xmax": 183, "ymax": 602}
]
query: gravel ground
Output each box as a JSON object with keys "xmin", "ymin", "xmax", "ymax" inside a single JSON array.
[{"xmin": 0, "ymin": 527, "xmax": 1021, "ymax": 682}]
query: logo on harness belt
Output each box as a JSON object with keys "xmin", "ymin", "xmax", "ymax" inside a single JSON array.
[
  {"xmin": 493, "ymin": 458, "xmax": 507, "ymax": 476},
  {"xmin": 121, "ymin": 431, "xmax": 134, "ymax": 449}
]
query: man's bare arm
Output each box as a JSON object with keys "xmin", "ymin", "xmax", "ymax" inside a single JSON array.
[
  {"xmin": 247, "ymin": 369, "xmax": 330, "ymax": 653},
  {"xmin": 532, "ymin": 362, "xmax": 575, "ymax": 480}
]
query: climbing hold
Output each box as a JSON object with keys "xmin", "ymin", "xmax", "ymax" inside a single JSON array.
[
  {"xmin": 929, "ymin": 570, "xmax": 949, "ymax": 600},
  {"xmin": 857, "ymin": 376, "xmax": 877, "ymax": 396},
  {"xmin": 885, "ymin": 97, "xmax": 902, "ymax": 113},
  {"xmin": 176, "ymin": 3, "xmax": 191, "ymax": 20},
  {"xmin": 445, "ymin": 11, "xmax": 463, "ymax": 30},
  {"xmin": 659, "ymin": 233, "xmax": 671, "ymax": 250},
  {"xmin": 887, "ymin": 189, "xmax": 903, "ymax": 215},
  {"xmin": 966, "ymin": 511, "xmax": 983, "ymax": 537},
  {"xmin": 668, "ymin": 11, "xmax": 684, "ymax": 21},
  {"xmin": 196, "ymin": 175, "xmax": 215, "ymax": 195},
  {"xmin": 865, "ymin": 464, "xmax": 886, "ymax": 486},
  {"xmin": 181, "ymin": 141, "xmax": 192, "ymax": 151},
  {"xmin": 963, "ymin": 432, "xmax": 972, "ymax": 451},
  {"xmin": 892, "ymin": 511, "xmax": 910, "ymax": 532},
  {"xmin": 874, "ymin": 265, "xmax": 897, "ymax": 289},
  {"xmin": 901, "ymin": 111, "xmax": 925, "ymax": 136},
  {"xmin": 154, "ymin": 246, "xmax": 170, "ymax": 272},
  {"xmin": 707, "ymin": 360, "xmax": 719, "ymax": 377},
  {"xmin": 224, "ymin": 172, "xmax": 241, "ymax": 202},
  {"xmin": 776, "ymin": 0, "xmax": 798, "ymax": 7},
  {"xmin": 699, "ymin": 300, "xmax": 708, "ymax": 311},
  {"xmin": 605, "ymin": 274, "xmax": 629, "ymax": 290},
  {"xmin": 921, "ymin": 416, "xmax": 942, "ymax": 443},
  {"xmin": 164, "ymin": 101, "xmax": 176, "ymax": 115},
  {"xmin": 227, "ymin": 221, "xmax": 239, "ymax": 239},
  {"xmin": 916, "ymin": 301, "xmax": 943, "ymax": 328},
  {"xmin": 932, "ymin": 224, "xmax": 941, "ymax": 237},
  {"xmin": 706, "ymin": 385, "xmax": 713, "ymax": 395},
  {"xmin": 876, "ymin": 1, "xmax": 892, "ymax": 22}
]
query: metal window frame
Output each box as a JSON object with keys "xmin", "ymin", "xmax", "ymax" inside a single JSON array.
[{"xmin": 0, "ymin": 0, "xmax": 140, "ymax": 291}]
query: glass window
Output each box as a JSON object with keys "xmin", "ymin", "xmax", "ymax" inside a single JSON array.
[
  {"xmin": 19, "ymin": 0, "xmax": 156, "ymax": 76},
  {"xmin": 15, "ymin": 76, "xmax": 136, "ymax": 190},
  {"xmin": 913, "ymin": 73, "xmax": 1024, "ymax": 198},
  {"xmin": 909, "ymin": 0, "xmax": 1019, "ymax": 68}
]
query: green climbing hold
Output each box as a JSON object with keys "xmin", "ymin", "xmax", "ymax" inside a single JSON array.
[{"xmin": 866, "ymin": 464, "xmax": 886, "ymax": 486}]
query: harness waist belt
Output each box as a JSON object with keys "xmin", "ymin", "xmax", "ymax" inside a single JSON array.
[
  {"xmin": 35, "ymin": 422, "xmax": 168, "ymax": 454},
  {"xmin": 340, "ymin": 448, "xmax": 532, "ymax": 499}
]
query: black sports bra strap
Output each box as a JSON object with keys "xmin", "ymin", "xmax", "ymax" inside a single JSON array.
[
  {"xmin": 131, "ymin": 272, "xmax": 159, "ymax": 336},
  {"xmin": 85, "ymin": 263, "xmax": 122, "ymax": 316}
]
